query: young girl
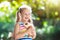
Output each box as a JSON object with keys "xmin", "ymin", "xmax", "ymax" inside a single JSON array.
[{"xmin": 13, "ymin": 5, "xmax": 36, "ymax": 40}]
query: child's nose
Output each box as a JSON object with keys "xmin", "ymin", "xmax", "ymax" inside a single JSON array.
[{"xmin": 25, "ymin": 17, "xmax": 28, "ymax": 19}]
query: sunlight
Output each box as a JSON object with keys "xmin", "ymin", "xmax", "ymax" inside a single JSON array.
[
  {"xmin": 6, "ymin": 14, "xmax": 9, "ymax": 17},
  {"xmin": 1, "ymin": 34, "xmax": 4, "ymax": 38},
  {"xmin": 0, "ymin": 1, "xmax": 10, "ymax": 7},
  {"xmin": 37, "ymin": 29, "xmax": 44, "ymax": 34},
  {"xmin": 55, "ymin": 11, "xmax": 58, "ymax": 16},
  {"xmin": 43, "ymin": 21, "xmax": 48, "ymax": 27},
  {"xmin": 47, "ymin": 0, "xmax": 59, "ymax": 6},
  {"xmin": 0, "ymin": 12, "xmax": 4, "ymax": 17},
  {"xmin": 7, "ymin": 32, "xmax": 12, "ymax": 38}
]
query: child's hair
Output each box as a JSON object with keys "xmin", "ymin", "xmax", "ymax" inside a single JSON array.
[
  {"xmin": 20, "ymin": 8, "xmax": 29, "ymax": 13},
  {"xmin": 16, "ymin": 5, "xmax": 33, "ymax": 23},
  {"xmin": 19, "ymin": 5, "xmax": 32, "ymax": 13}
]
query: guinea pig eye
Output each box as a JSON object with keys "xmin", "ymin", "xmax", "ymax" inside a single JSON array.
[{"xmin": 25, "ymin": 23, "xmax": 28, "ymax": 25}]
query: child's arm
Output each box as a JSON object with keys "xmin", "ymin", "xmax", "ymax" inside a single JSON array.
[
  {"xmin": 27, "ymin": 25, "xmax": 36, "ymax": 39},
  {"xmin": 13, "ymin": 23, "xmax": 20, "ymax": 40},
  {"xmin": 31, "ymin": 25, "xmax": 36, "ymax": 39},
  {"xmin": 13, "ymin": 12, "xmax": 24, "ymax": 40},
  {"xmin": 13, "ymin": 23, "xmax": 26, "ymax": 40}
]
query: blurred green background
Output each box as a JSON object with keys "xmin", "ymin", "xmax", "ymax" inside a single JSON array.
[{"xmin": 0, "ymin": 0, "xmax": 60, "ymax": 40}]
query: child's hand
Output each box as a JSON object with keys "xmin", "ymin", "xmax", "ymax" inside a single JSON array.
[
  {"xmin": 26, "ymin": 26, "xmax": 36, "ymax": 39},
  {"xmin": 16, "ymin": 12, "xmax": 22, "ymax": 22},
  {"xmin": 24, "ymin": 22, "xmax": 32, "ymax": 28},
  {"xmin": 26, "ymin": 26, "xmax": 32, "ymax": 37}
]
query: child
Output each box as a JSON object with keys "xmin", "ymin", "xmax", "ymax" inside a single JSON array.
[{"xmin": 13, "ymin": 5, "xmax": 36, "ymax": 40}]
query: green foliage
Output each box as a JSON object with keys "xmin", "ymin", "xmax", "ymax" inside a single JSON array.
[{"xmin": 0, "ymin": 0, "xmax": 60, "ymax": 40}]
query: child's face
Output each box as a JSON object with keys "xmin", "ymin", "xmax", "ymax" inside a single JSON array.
[{"xmin": 21, "ymin": 9, "xmax": 31, "ymax": 22}]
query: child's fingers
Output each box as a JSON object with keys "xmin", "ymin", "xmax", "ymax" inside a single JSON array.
[{"xmin": 16, "ymin": 12, "xmax": 22, "ymax": 22}]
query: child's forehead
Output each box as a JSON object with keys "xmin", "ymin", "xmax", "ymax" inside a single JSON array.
[
  {"xmin": 21, "ymin": 8, "xmax": 29, "ymax": 11},
  {"xmin": 23, "ymin": 9, "xmax": 30, "ymax": 12}
]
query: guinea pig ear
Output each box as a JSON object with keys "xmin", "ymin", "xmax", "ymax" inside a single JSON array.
[
  {"xmin": 16, "ymin": 11, "xmax": 22, "ymax": 22},
  {"xmin": 28, "ymin": 19, "xmax": 31, "ymax": 23}
]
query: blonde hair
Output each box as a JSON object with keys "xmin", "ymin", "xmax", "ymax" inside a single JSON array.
[
  {"xmin": 16, "ymin": 5, "xmax": 33, "ymax": 23},
  {"xmin": 19, "ymin": 5, "xmax": 32, "ymax": 13}
]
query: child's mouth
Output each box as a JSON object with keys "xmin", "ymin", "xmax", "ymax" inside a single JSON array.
[{"xmin": 25, "ymin": 17, "xmax": 28, "ymax": 19}]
